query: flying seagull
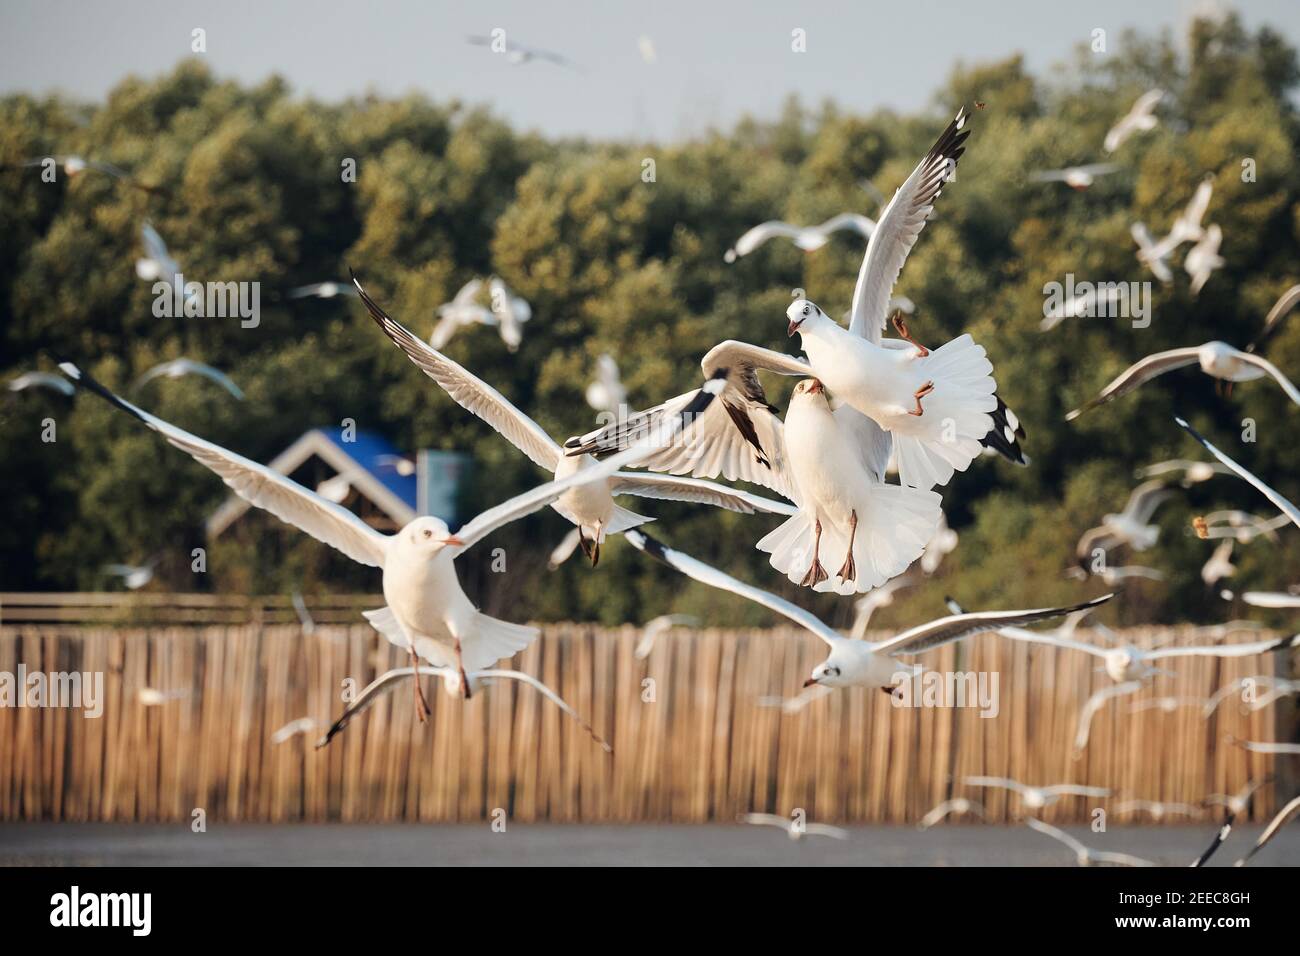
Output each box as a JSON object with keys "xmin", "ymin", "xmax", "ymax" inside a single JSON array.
[
  {"xmin": 624, "ymin": 529, "xmax": 1111, "ymax": 693},
  {"xmin": 585, "ymin": 353, "xmax": 626, "ymax": 414},
  {"xmin": 1130, "ymin": 222, "xmax": 1175, "ymax": 284},
  {"xmin": 286, "ymin": 281, "xmax": 358, "ymax": 300},
  {"xmin": 1067, "ymin": 342, "xmax": 1300, "ymax": 420},
  {"xmin": 1027, "ymin": 163, "xmax": 1120, "ymax": 190},
  {"xmin": 355, "ymin": 276, "xmax": 794, "ymax": 565},
  {"xmin": 1245, "ymin": 283, "xmax": 1300, "ymax": 353},
  {"xmin": 8, "ymin": 371, "xmax": 74, "ymax": 396},
  {"xmin": 57, "ymin": 359, "xmax": 716, "ymax": 720},
  {"xmin": 962, "ymin": 776, "xmax": 1111, "ymax": 810},
  {"xmin": 487, "ymin": 276, "xmax": 532, "ymax": 352},
  {"xmin": 1026, "ymin": 818, "xmax": 1154, "ymax": 867},
  {"xmin": 723, "ymin": 213, "xmax": 876, "ymax": 262},
  {"xmin": 1176, "ymin": 416, "xmax": 1300, "ymax": 532},
  {"xmin": 6, "ymin": 154, "xmax": 164, "ymax": 193},
  {"xmin": 1184, "ymin": 223, "xmax": 1224, "ymax": 295},
  {"xmin": 316, "ymin": 665, "xmax": 612, "ymax": 753},
  {"xmin": 466, "ymin": 34, "xmax": 580, "ymax": 69},
  {"xmin": 431, "ymin": 278, "xmax": 495, "ymax": 350},
  {"xmin": 917, "ymin": 798, "xmax": 986, "ymax": 829},
  {"xmin": 1074, "ymin": 479, "xmax": 1175, "ymax": 568},
  {"xmin": 133, "ymin": 358, "xmax": 245, "ymax": 400},
  {"xmin": 1103, "ymin": 88, "xmax": 1163, "ymax": 153},
  {"xmin": 1234, "ymin": 795, "xmax": 1300, "ymax": 867},
  {"xmin": 738, "ymin": 812, "xmax": 849, "ymax": 841},
  {"xmin": 633, "ymin": 614, "xmax": 699, "ymax": 661}
]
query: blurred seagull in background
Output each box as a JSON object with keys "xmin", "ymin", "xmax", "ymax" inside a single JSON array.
[
  {"xmin": 1230, "ymin": 589, "xmax": 1300, "ymax": 609},
  {"xmin": 8, "ymin": 371, "xmax": 74, "ymax": 396},
  {"xmin": 739, "ymin": 812, "xmax": 849, "ymax": 841},
  {"xmin": 317, "ymin": 664, "xmax": 611, "ymax": 752},
  {"xmin": 102, "ymin": 556, "xmax": 160, "ymax": 590},
  {"xmin": 431, "ymin": 278, "xmax": 495, "ymax": 349},
  {"xmin": 1227, "ymin": 735, "xmax": 1300, "ymax": 756},
  {"xmin": 723, "ymin": 212, "xmax": 876, "ymax": 262},
  {"xmin": 1068, "ymin": 343, "xmax": 1300, "ymax": 420},
  {"xmin": 1028, "ymin": 163, "xmax": 1120, "ymax": 190},
  {"xmin": 634, "ymin": 614, "xmax": 699, "ymax": 661},
  {"xmin": 1200, "ymin": 540, "xmax": 1236, "ymax": 587},
  {"xmin": 465, "ymin": 34, "xmax": 580, "ymax": 69},
  {"xmin": 6, "ymin": 154, "xmax": 163, "ymax": 193},
  {"xmin": 488, "ymin": 276, "xmax": 532, "ymax": 352},
  {"xmin": 1103, "ymin": 88, "xmax": 1163, "ymax": 153},
  {"xmin": 1196, "ymin": 510, "xmax": 1289, "ymax": 543},
  {"xmin": 134, "ymin": 221, "xmax": 182, "ymax": 283},
  {"xmin": 1156, "ymin": 177, "xmax": 1215, "ymax": 253},
  {"xmin": 1234, "ymin": 795, "xmax": 1300, "ymax": 867},
  {"xmin": 1065, "ymin": 564, "xmax": 1164, "ymax": 586},
  {"xmin": 287, "ymin": 281, "xmax": 358, "ymax": 300},
  {"xmin": 136, "ymin": 687, "xmax": 190, "ymax": 706},
  {"xmin": 1184, "ymin": 223, "xmax": 1224, "ymax": 295},
  {"xmin": 1205, "ymin": 779, "xmax": 1269, "ymax": 817},
  {"xmin": 133, "ymin": 358, "xmax": 244, "ymax": 400},
  {"xmin": 271, "ymin": 717, "xmax": 319, "ymax": 744},
  {"xmin": 1074, "ymin": 480, "xmax": 1175, "ymax": 566},
  {"xmin": 585, "ymin": 353, "xmax": 627, "ymax": 414},
  {"xmin": 1115, "ymin": 799, "xmax": 1204, "ymax": 821},
  {"xmin": 918, "ymin": 798, "xmax": 986, "ymax": 829},
  {"xmin": 1026, "ymin": 818, "xmax": 1154, "ymax": 867},
  {"xmin": 1246, "ymin": 283, "xmax": 1300, "ymax": 353},
  {"xmin": 962, "ymin": 776, "xmax": 1111, "ymax": 810},
  {"xmin": 1177, "ymin": 417, "xmax": 1300, "ymax": 531},
  {"xmin": 919, "ymin": 512, "xmax": 958, "ymax": 574},
  {"xmin": 1135, "ymin": 458, "xmax": 1230, "ymax": 485},
  {"xmin": 1130, "ymin": 222, "xmax": 1174, "ymax": 284}
]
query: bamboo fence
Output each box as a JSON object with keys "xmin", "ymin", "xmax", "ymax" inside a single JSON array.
[{"xmin": 0, "ymin": 594, "xmax": 1294, "ymax": 824}]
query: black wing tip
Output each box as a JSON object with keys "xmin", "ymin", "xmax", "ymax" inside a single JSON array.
[{"xmin": 52, "ymin": 357, "xmax": 141, "ymax": 419}]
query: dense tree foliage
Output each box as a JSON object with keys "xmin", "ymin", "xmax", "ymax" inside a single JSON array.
[{"xmin": 2, "ymin": 15, "xmax": 1298, "ymax": 633}]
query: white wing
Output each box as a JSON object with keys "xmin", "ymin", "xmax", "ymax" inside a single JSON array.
[
  {"xmin": 1066, "ymin": 349, "xmax": 1202, "ymax": 420},
  {"xmin": 1176, "ymin": 417, "xmax": 1300, "ymax": 531},
  {"xmin": 476, "ymin": 669, "xmax": 611, "ymax": 752},
  {"xmin": 623, "ymin": 530, "xmax": 842, "ymax": 649},
  {"xmin": 355, "ymin": 276, "xmax": 561, "ymax": 471},
  {"xmin": 1026, "ymin": 818, "xmax": 1089, "ymax": 859},
  {"xmin": 1232, "ymin": 352, "xmax": 1300, "ymax": 406},
  {"xmin": 848, "ymin": 107, "xmax": 970, "ymax": 341},
  {"xmin": 59, "ymin": 362, "xmax": 388, "ymax": 567},
  {"xmin": 1073, "ymin": 681, "xmax": 1144, "ymax": 754},
  {"xmin": 609, "ymin": 472, "xmax": 798, "ymax": 516},
  {"xmin": 725, "ymin": 221, "xmax": 802, "ymax": 260},
  {"xmin": 870, "ymin": 595, "xmax": 1114, "ymax": 657}
]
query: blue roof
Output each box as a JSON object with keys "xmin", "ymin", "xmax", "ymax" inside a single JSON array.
[{"xmin": 317, "ymin": 427, "xmax": 417, "ymax": 511}]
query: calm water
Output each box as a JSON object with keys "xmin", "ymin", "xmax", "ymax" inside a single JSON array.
[{"xmin": 0, "ymin": 822, "xmax": 1295, "ymax": 866}]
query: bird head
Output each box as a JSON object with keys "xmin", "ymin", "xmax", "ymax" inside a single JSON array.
[
  {"xmin": 790, "ymin": 378, "xmax": 828, "ymax": 406},
  {"xmin": 803, "ymin": 661, "xmax": 841, "ymax": 687},
  {"xmin": 786, "ymin": 299, "xmax": 825, "ymax": 337},
  {"xmin": 403, "ymin": 517, "xmax": 463, "ymax": 555}
]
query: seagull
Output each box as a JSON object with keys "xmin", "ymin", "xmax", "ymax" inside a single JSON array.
[
  {"xmin": 1201, "ymin": 540, "xmax": 1236, "ymax": 587},
  {"xmin": 1130, "ymin": 222, "xmax": 1175, "ymax": 284},
  {"xmin": 375, "ymin": 454, "xmax": 417, "ymax": 477},
  {"xmin": 850, "ymin": 573, "xmax": 921, "ymax": 639},
  {"xmin": 1074, "ymin": 480, "xmax": 1175, "ymax": 567},
  {"xmin": 585, "ymin": 354, "xmax": 626, "ymax": 414},
  {"xmin": 1028, "ymin": 163, "xmax": 1120, "ymax": 190},
  {"xmin": 1065, "ymin": 564, "xmax": 1165, "ymax": 586},
  {"xmin": 136, "ymin": 687, "xmax": 189, "ymax": 706},
  {"xmin": 487, "ymin": 277, "xmax": 532, "ymax": 352},
  {"xmin": 431, "ymin": 278, "xmax": 495, "ymax": 349},
  {"xmin": 133, "ymin": 358, "xmax": 244, "ymax": 400},
  {"xmin": 271, "ymin": 717, "xmax": 320, "ymax": 744},
  {"xmin": 134, "ymin": 221, "xmax": 182, "ymax": 283},
  {"xmin": 7, "ymin": 371, "xmax": 74, "ymax": 396},
  {"xmin": 1158, "ymin": 178, "xmax": 1215, "ymax": 252},
  {"xmin": 1235, "ymin": 795, "xmax": 1300, "ymax": 866},
  {"xmin": 57, "ymin": 358, "xmax": 715, "ymax": 718},
  {"xmin": 317, "ymin": 665, "xmax": 611, "ymax": 752},
  {"xmin": 633, "ymin": 614, "xmax": 699, "ymax": 661},
  {"xmin": 1203, "ymin": 675, "xmax": 1300, "ymax": 714},
  {"xmin": 355, "ymin": 277, "xmax": 795, "ymax": 566},
  {"xmin": 1115, "ymin": 799, "xmax": 1204, "ymax": 821},
  {"xmin": 1176, "ymin": 416, "xmax": 1300, "ymax": 532},
  {"xmin": 624, "ymin": 529, "xmax": 1112, "ymax": 693},
  {"xmin": 546, "ymin": 528, "xmax": 583, "ymax": 570},
  {"xmin": 917, "ymin": 798, "xmax": 986, "ymax": 829},
  {"xmin": 102, "ymin": 557, "xmax": 160, "ymax": 590},
  {"xmin": 1234, "ymin": 590, "xmax": 1300, "ymax": 609},
  {"xmin": 315, "ymin": 473, "xmax": 352, "ymax": 504},
  {"xmin": 756, "ymin": 684, "xmax": 835, "ymax": 714},
  {"xmin": 1205, "ymin": 779, "xmax": 1270, "ymax": 817},
  {"xmin": 1184, "ymin": 223, "xmax": 1224, "ymax": 295},
  {"xmin": 738, "ymin": 812, "xmax": 849, "ymax": 841},
  {"xmin": 786, "ymin": 107, "xmax": 1024, "ymax": 490},
  {"xmin": 1103, "ymin": 89, "xmax": 1163, "ymax": 153},
  {"xmin": 1245, "ymin": 283, "xmax": 1300, "ymax": 353},
  {"xmin": 1026, "ymin": 818, "xmax": 1154, "ymax": 867},
  {"xmin": 1040, "ymin": 281, "xmax": 1146, "ymax": 332},
  {"xmin": 1067, "ymin": 342, "xmax": 1300, "ymax": 420},
  {"xmin": 1135, "ymin": 459, "xmax": 1231, "ymax": 485},
  {"xmin": 1127, "ymin": 695, "xmax": 1209, "ymax": 715},
  {"xmin": 6, "ymin": 154, "xmax": 163, "ymax": 193},
  {"xmin": 919, "ymin": 513, "xmax": 958, "ymax": 575},
  {"xmin": 291, "ymin": 591, "xmax": 316, "ymax": 635},
  {"xmin": 1227, "ymin": 736, "xmax": 1300, "ymax": 756},
  {"xmin": 1196, "ymin": 510, "xmax": 1289, "ymax": 543},
  {"xmin": 286, "ymin": 281, "xmax": 358, "ymax": 300},
  {"xmin": 465, "ymin": 34, "xmax": 580, "ymax": 69},
  {"xmin": 723, "ymin": 213, "xmax": 876, "ymax": 262},
  {"xmin": 1072, "ymin": 681, "xmax": 1147, "ymax": 754},
  {"xmin": 962, "ymin": 776, "xmax": 1111, "ymax": 811}
]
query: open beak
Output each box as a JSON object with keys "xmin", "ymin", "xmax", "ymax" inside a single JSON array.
[
  {"xmin": 807, "ymin": 379, "xmax": 823, "ymax": 394},
  {"xmin": 443, "ymin": 535, "xmax": 464, "ymax": 547},
  {"xmin": 787, "ymin": 320, "xmax": 801, "ymax": 338},
  {"xmin": 802, "ymin": 677, "xmax": 819, "ymax": 688}
]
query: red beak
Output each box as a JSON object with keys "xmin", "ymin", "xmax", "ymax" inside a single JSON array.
[
  {"xmin": 444, "ymin": 535, "xmax": 464, "ymax": 547},
  {"xmin": 802, "ymin": 677, "xmax": 819, "ymax": 688},
  {"xmin": 787, "ymin": 320, "xmax": 800, "ymax": 337}
]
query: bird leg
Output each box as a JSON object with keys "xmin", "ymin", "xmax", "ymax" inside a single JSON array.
[
  {"xmin": 800, "ymin": 520, "xmax": 829, "ymax": 588},
  {"xmin": 409, "ymin": 644, "xmax": 431, "ymax": 722},
  {"xmin": 892, "ymin": 312, "xmax": 929, "ymax": 357},
  {"xmin": 908, "ymin": 381, "xmax": 935, "ymax": 416},
  {"xmin": 456, "ymin": 640, "xmax": 472, "ymax": 699},
  {"xmin": 836, "ymin": 510, "xmax": 858, "ymax": 583}
]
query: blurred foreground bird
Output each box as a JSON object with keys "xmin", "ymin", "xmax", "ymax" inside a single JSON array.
[{"xmin": 1103, "ymin": 88, "xmax": 1163, "ymax": 153}]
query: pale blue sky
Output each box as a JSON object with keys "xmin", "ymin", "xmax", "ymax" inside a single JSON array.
[{"xmin": 1, "ymin": 0, "xmax": 1296, "ymax": 140}]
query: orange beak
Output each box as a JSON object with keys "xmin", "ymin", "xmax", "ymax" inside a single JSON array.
[
  {"xmin": 443, "ymin": 535, "xmax": 464, "ymax": 547},
  {"xmin": 802, "ymin": 677, "xmax": 819, "ymax": 688}
]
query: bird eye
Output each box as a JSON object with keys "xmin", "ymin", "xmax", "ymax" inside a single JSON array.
[
  {"xmin": 802, "ymin": 306, "xmax": 809, "ymax": 316},
  {"xmin": 422, "ymin": 529, "xmax": 433, "ymax": 539}
]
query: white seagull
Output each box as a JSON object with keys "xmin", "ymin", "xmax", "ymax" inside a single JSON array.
[
  {"xmin": 1156, "ymin": 177, "xmax": 1215, "ymax": 253},
  {"xmin": 1103, "ymin": 89, "xmax": 1163, "ymax": 153},
  {"xmin": 431, "ymin": 278, "xmax": 495, "ymax": 350},
  {"xmin": 133, "ymin": 358, "xmax": 245, "ymax": 401},
  {"xmin": 1135, "ymin": 459, "xmax": 1230, "ymax": 485},
  {"xmin": 625, "ymin": 529, "xmax": 1111, "ymax": 692},
  {"xmin": 316, "ymin": 665, "xmax": 612, "ymax": 752},
  {"xmin": 1205, "ymin": 779, "xmax": 1269, "ymax": 817},
  {"xmin": 134, "ymin": 221, "xmax": 182, "ymax": 283},
  {"xmin": 723, "ymin": 213, "xmax": 876, "ymax": 262},
  {"xmin": 786, "ymin": 107, "xmax": 1021, "ymax": 490},
  {"xmin": 1028, "ymin": 163, "xmax": 1120, "ymax": 190},
  {"xmin": 1200, "ymin": 540, "xmax": 1236, "ymax": 588},
  {"xmin": 1196, "ymin": 510, "xmax": 1289, "ymax": 543},
  {"xmin": 136, "ymin": 687, "xmax": 190, "ymax": 706},
  {"xmin": 919, "ymin": 512, "xmax": 959, "ymax": 574},
  {"xmin": 465, "ymin": 34, "xmax": 580, "ymax": 69},
  {"xmin": 1026, "ymin": 818, "xmax": 1154, "ymax": 867},
  {"xmin": 1234, "ymin": 590, "xmax": 1300, "ymax": 609},
  {"xmin": 1184, "ymin": 223, "xmax": 1224, "ymax": 295},
  {"xmin": 8, "ymin": 154, "xmax": 163, "ymax": 193},
  {"xmin": 1176, "ymin": 417, "xmax": 1300, "ymax": 532},
  {"xmin": 1246, "ymin": 283, "xmax": 1300, "ymax": 353},
  {"xmin": 584, "ymin": 354, "xmax": 627, "ymax": 414},
  {"xmin": 1115, "ymin": 799, "xmax": 1204, "ymax": 821},
  {"xmin": 57, "ymin": 359, "xmax": 716, "ymax": 716},
  {"xmin": 633, "ymin": 614, "xmax": 699, "ymax": 661},
  {"xmin": 1074, "ymin": 479, "xmax": 1175, "ymax": 567},
  {"xmin": 271, "ymin": 717, "xmax": 320, "ymax": 744},
  {"xmin": 487, "ymin": 276, "xmax": 532, "ymax": 352},
  {"xmin": 1227, "ymin": 736, "xmax": 1300, "ymax": 756},
  {"xmin": 287, "ymin": 281, "xmax": 358, "ymax": 300},
  {"xmin": 356, "ymin": 278, "xmax": 794, "ymax": 565},
  {"xmin": 739, "ymin": 812, "xmax": 849, "ymax": 841},
  {"xmin": 1130, "ymin": 222, "xmax": 1175, "ymax": 284},
  {"xmin": 8, "ymin": 371, "xmax": 74, "ymax": 396},
  {"xmin": 102, "ymin": 558, "xmax": 159, "ymax": 590},
  {"xmin": 962, "ymin": 776, "xmax": 1111, "ymax": 811},
  {"xmin": 1067, "ymin": 342, "xmax": 1300, "ymax": 420},
  {"xmin": 917, "ymin": 797, "xmax": 986, "ymax": 829}
]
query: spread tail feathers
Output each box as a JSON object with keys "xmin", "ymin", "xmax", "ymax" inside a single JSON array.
[{"xmin": 980, "ymin": 395, "xmax": 1028, "ymax": 465}]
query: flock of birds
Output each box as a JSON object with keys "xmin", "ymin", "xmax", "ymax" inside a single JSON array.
[{"xmin": 9, "ymin": 80, "xmax": 1300, "ymax": 865}]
